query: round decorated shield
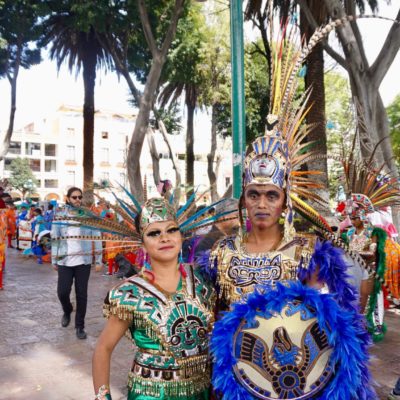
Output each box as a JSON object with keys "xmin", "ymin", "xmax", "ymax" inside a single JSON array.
[
  {"xmin": 211, "ymin": 282, "xmax": 373, "ymax": 400},
  {"xmin": 232, "ymin": 300, "xmax": 333, "ymax": 399}
]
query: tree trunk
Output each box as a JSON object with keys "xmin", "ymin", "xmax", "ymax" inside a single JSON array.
[
  {"xmin": 127, "ymin": 58, "xmax": 165, "ymax": 202},
  {"xmin": 186, "ymin": 101, "xmax": 195, "ymax": 200},
  {"xmin": 158, "ymin": 119, "xmax": 181, "ymax": 205},
  {"xmin": 0, "ymin": 43, "xmax": 21, "ymax": 160},
  {"xmin": 300, "ymin": 3, "xmax": 329, "ymax": 211},
  {"xmin": 82, "ymin": 50, "xmax": 96, "ymax": 204},
  {"xmin": 127, "ymin": 0, "xmax": 186, "ymax": 202},
  {"xmin": 146, "ymin": 127, "xmax": 161, "ymax": 186},
  {"xmin": 1, "ymin": 72, "xmax": 18, "ymax": 160},
  {"xmin": 207, "ymin": 104, "xmax": 219, "ymax": 202}
]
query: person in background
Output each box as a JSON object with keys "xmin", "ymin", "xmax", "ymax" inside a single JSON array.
[
  {"xmin": 51, "ymin": 187, "xmax": 102, "ymax": 339},
  {"xmin": 44, "ymin": 203, "xmax": 55, "ymax": 231},
  {"xmin": 0, "ymin": 200, "xmax": 7, "ymax": 289},
  {"xmin": 5, "ymin": 202, "xmax": 16, "ymax": 248},
  {"xmin": 32, "ymin": 208, "xmax": 47, "ymax": 264},
  {"xmin": 194, "ymin": 198, "xmax": 239, "ymax": 259}
]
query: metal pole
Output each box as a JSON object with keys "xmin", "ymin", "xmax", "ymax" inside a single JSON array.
[{"xmin": 230, "ymin": 0, "xmax": 246, "ymax": 199}]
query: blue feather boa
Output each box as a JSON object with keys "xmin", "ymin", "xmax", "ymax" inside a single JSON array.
[
  {"xmin": 298, "ymin": 240, "xmax": 359, "ymax": 312},
  {"xmin": 211, "ymin": 281, "xmax": 375, "ymax": 400}
]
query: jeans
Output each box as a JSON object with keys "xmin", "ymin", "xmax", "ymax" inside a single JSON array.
[{"xmin": 57, "ymin": 264, "xmax": 91, "ymax": 329}]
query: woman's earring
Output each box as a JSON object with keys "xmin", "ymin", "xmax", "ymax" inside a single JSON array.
[
  {"xmin": 178, "ymin": 249, "xmax": 187, "ymax": 278},
  {"xmin": 281, "ymin": 211, "xmax": 286, "ymax": 218}
]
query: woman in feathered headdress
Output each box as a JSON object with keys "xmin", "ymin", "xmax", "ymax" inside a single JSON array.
[
  {"xmin": 52, "ymin": 184, "xmax": 238, "ymax": 400},
  {"xmin": 90, "ymin": 196, "xmax": 218, "ymax": 400}
]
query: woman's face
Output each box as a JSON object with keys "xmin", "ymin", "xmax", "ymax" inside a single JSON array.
[
  {"xmin": 67, "ymin": 190, "xmax": 83, "ymax": 207},
  {"xmin": 244, "ymin": 184, "xmax": 285, "ymax": 230},
  {"xmin": 142, "ymin": 220, "xmax": 182, "ymax": 264}
]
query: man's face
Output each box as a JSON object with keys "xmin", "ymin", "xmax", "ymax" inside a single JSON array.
[
  {"xmin": 350, "ymin": 216, "xmax": 363, "ymax": 229},
  {"xmin": 244, "ymin": 184, "xmax": 285, "ymax": 230},
  {"xmin": 68, "ymin": 190, "xmax": 83, "ymax": 207}
]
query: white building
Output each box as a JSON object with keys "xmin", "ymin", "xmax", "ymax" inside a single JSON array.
[{"xmin": 0, "ymin": 105, "xmax": 233, "ymax": 203}]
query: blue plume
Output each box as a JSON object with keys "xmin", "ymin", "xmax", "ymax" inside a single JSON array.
[
  {"xmin": 180, "ymin": 198, "xmax": 233, "ymax": 229},
  {"xmin": 298, "ymin": 240, "xmax": 358, "ymax": 311},
  {"xmin": 115, "ymin": 182, "xmax": 142, "ymax": 212},
  {"xmin": 176, "ymin": 188, "xmax": 198, "ymax": 218},
  {"xmin": 111, "ymin": 192, "xmax": 137, "ymax": 220},
  {"xmin": 195, "ymin": 249, "xmax": 218, "ymax": 284},
  {"xmin": 211, "ymin": 281, "xmax": 375, "ymax": 400}
]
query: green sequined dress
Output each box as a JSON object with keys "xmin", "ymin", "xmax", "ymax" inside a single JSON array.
[{"xmin": 104, "ymin": 264, "xmax": 215, "ymax": 400}]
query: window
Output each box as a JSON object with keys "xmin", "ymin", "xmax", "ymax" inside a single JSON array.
[
  {"xmin": 101, "ymin": 172, "xmax": 109, "ymax": 181},
  {"xmin": 117, "ymin": 149, "xmax": 126, "ymax": 161},
  {"xmin": 8, "ymin": 141, "xmax": 21, "ymax": 155},
  {"xmin": 45, "ymin": 144, "xmax": 57, "ymax": 157},
  {"xmin": 119, "ymin": 173, "xmax": 126, "ymax": 185},
  {"xmin": 67, "ymin": 171, "xmax": 75, "ymax": 186},
  {"xmin": 101, "ymin": 131, "xmax": 109, "ymax": 139},
  {"xmin": 66, "ymin": 146, "xmax": 75, "ymax": 161},
  {"xmin": 101, "ymin": 148, "xmax": 109, "ymax": 163},
  {"xmin": 45, "ymin": 179, "xmax": 58, "ymax": 188},
  {"xmin": 4, "ymin": 158, "xmax": 13, "ymax": 171},
  {"xmin": 25, "ymin": 142, "xmax": 41, "ymax": 156},
  {"xmin": 29, "ymin": 159, "xmax": 41, "ymax": 172},
  {"xmin": 45, "ymin": 160, "xmax": 57, "ymax": 173}
]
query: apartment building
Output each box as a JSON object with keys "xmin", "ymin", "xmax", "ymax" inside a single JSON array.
[{"xmin": 0, "ymin": 105, "xmax": 233, "ymax": 203}]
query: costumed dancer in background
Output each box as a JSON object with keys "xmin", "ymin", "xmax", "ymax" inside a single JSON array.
[
  {"xmin": 0, "ymin": 199, "xmax": 7, "ymax": 289},
  {"xmin": 5, "ymin": 202, "xmax": 16, "ymax": 248},
  {"xmin": 336, "ymin": 154, "xmax": 400, "ymax": 342},
  {"xmin": 198, "ymin": 15, "xmax": 375, "ymax": 400},
  {"xmin": 51, "ymin": 185, "xmax": 237, "ymax": 400}
]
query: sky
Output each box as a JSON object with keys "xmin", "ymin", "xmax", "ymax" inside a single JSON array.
[{"xmin": 0, "ymin": 2, "xmax": 400, "ymax": 132}]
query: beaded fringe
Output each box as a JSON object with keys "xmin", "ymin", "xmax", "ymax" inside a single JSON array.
[{"xmin": 127, "ymin": 370, "xmax": 210, "ymax": 397}]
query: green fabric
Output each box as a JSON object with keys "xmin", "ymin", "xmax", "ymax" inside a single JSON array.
[
  {"xmin": 366, "ymin": 227, "xmax": 388, "ymax": 342},
  {"xmin": 128, "ymin": 389, "xmax": 209, "ymax": 400},
  {"xmin": 133, "ymin": 329, "xmax": 162, "ymax": 350},
  {"xmin": 131, "ymin": 277, "xmax": 183, "ymax": 350}
]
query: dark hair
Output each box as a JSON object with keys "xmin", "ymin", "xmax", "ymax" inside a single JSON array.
[
  {"xmin": 47, "ymin": 204, "xmax": 54, "ymax": 210},
  {"xmin": 66, "ymin": 187, "xmax": 82, "ymax": 205},
  {"xmin": 66, "ymin": 187, "xmax": 82, "ymax": 198},
  {"xmin": 34, "ymin": 208, "xmax": 42, "ymax": 215},
  {"xmin": 134, "ymin": 212, "xmax": 141, "ymax": 233}
]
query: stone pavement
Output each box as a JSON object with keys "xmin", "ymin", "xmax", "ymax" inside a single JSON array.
[{"xmin": 0, "ymin": 248, "xmax": 399, "ymax": 400}]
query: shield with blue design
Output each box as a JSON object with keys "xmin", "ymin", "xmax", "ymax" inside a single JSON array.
[
  {"xmin": 210, "ymin": 283, "xmax": 354, "ymax": 400},
  {"xmin": 232, "ymin": 300, "xmax": 333, "ymax": 399}
]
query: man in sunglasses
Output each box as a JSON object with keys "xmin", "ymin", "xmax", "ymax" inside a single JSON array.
[{"xmin": 51, "ymin": 187, "xmax": 102, "ymax": 339}]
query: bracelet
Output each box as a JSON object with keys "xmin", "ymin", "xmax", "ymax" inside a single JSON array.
[{"xmin": 94, "ymin": 384, "xmax": 111, "ymax": 400}]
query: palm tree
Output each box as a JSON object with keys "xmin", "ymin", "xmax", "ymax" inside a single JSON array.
[{"xmin": 40, "ymin": 4, "xmax": 112, "ymax": 201}]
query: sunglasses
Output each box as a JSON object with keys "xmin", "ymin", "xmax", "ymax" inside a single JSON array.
[{"xmin": 70, "ymin": 195, "xmax": 83, "ymax": 200}]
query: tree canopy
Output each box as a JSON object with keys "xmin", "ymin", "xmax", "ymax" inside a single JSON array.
[{"xmin": 8, "ymin": 158, "xmax": 39, "ymax": 198}]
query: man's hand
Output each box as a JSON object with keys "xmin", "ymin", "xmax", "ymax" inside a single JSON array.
[
  {"xmin": 52, "ymin": 264, "xmax": 58, "ymax": 271},
  {"xmin": 95, "ymin": 264, "xmax": 103, "ymax": 272}
]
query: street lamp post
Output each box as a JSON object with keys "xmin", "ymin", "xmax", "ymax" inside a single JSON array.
[{"xmin": 230, "ymin": 0, "xmax": 246, "ymax": 199}]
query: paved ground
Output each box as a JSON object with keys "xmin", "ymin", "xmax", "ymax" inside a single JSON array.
[{"xmin": 0, "ymin": 248, "xmax": 399, "ymax": 399}]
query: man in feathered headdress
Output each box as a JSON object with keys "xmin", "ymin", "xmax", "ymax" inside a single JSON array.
[
  {"xmin": 200, "ymin": 16, "xmax": 376, "ymax": 400},
  {"xmin": 337, "ymin": 170, "xmax": 400, "ymax": 342}
]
